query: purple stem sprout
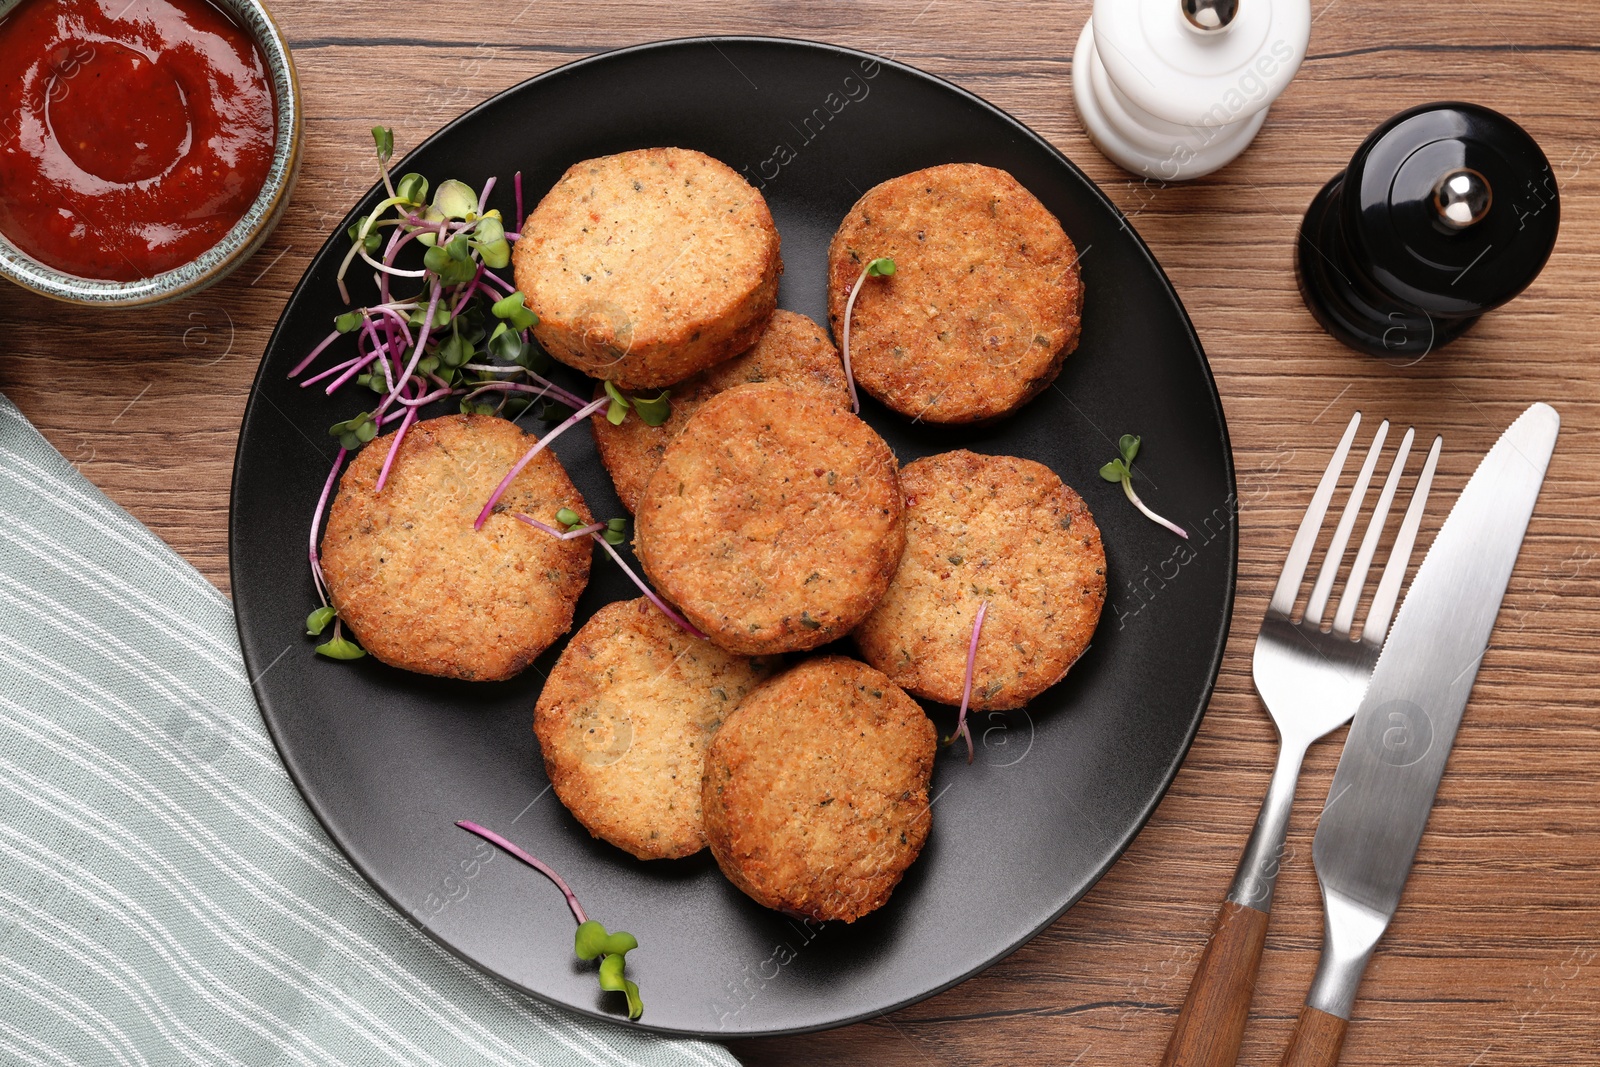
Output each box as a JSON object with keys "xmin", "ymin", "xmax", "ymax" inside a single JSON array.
[
  {"xmin": 473, "ymin": 396, "xmax": 609, "ymax": 529},
  {"xmin": 512, "ymin": 514, "xmax": 707, "ymax": 639},
  {"xmin": 952, "ymin": 600, "xmax": 989, "ymax": 764},
  {"xmin": 514, "ymin": 171, "xmax": 524, "ymax": 227},
  {"xmin": 375, "ymin": 405, "xmax": 417, "ymax": 492},
  {"xmin": 513, "ymin": 515, "xmax": 605, "ymax": 540},
  {"xmin": 593, "ymin": 533, "xmax": 707, "ymax": 639},
  {"xmin": 1121, "ymin": 479, "xmax": 1189, "ymax": 539},
  {"xmin": 455, "ymin": 820, "xmax": 587, "ymax": 925},
  {"xmin": 384, "ymin": 281, "xmax": 443, "ymax": 408},
  {"xmin": 290, "ymin": 329, "xmax": 343, "ymax": 378},
  {"xmin": 309, "ymin": 447, "xmax": 350, "ymax": 603}
]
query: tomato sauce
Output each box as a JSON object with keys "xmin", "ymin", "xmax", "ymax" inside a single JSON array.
[{"xmin": 0, "ymin": 0, "xmax": 276, "ymax": 281}]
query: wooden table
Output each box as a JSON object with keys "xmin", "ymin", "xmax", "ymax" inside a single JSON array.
[{"xmin": 4, "ymin": 2, "xmax": 1596, "ymax": 1064}]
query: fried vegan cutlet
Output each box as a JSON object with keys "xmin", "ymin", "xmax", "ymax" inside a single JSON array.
[
  {"xmin": 827, "ymin": 163, "xmax": 1083, "ymax": 423},
  {"xmin": 701, "ymin": 656, "xmax": 937, "ymax": 922},
  {"xmin": 633, "ymin": 382, "xmax": 905, "ymax": 655},
  {"xmin": 320, "ymin": 414, "xmax": 591, "ymax": 681},
  {"xmin": 854, "ymin": 450, "xmax": 1106, "ymax": 710},
  {"xmin": 514, "ymin": 147, "xmax": 782, "ymax": 389},
  {"xmin": 534, "ymin": 597, "xmax": 779, "ymax": 860}
]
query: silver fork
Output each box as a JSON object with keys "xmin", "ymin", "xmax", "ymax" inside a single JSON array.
[{"xmin": 1157, "ymin": 412, "xmax": 1442, "ymax": 1067}]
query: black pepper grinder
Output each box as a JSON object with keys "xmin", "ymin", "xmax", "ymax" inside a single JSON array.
[{"xmin": 1296, "ymin": 102, "xmax": 1559, "ymax": 359}]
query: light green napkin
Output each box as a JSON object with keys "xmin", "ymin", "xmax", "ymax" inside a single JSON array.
[{"xmin": 0, "ymin": 394, "xmax": 737, "ymax": 1067}]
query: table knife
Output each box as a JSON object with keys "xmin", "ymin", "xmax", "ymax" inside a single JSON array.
[{"xmin": 1279, "ymin": 401, "xmax": 1560, "ymax": 1067}]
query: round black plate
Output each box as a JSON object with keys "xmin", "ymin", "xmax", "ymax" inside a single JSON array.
[{"xmin": 231, "ymin": 37, "xmax": 1235, "ymax": 1038}]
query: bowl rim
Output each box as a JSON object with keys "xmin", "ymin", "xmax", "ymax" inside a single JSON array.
[{"xmin": 0, "ymin": 0, "xmax": 303, "ymax": 308}]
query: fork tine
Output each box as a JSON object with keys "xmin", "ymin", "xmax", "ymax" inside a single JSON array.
[
  {"xmin": 1362, "ymin": 434, "xmax": 1442, "ymax": 647},
  {"xmin": 1268, "ymin": 412, "xmax": 1362, "ymax": 618},
  {"xmin": 1331, "ymin": 427, "xmax": 1416, "ymax": 637},
  {"xmin": 1304, "ymin": 420, "xmax": 1390, "ymax": 626}
]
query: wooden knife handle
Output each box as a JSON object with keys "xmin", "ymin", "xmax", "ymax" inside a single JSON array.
[
  {"xmin": 1278, "ymin": 1005, "xmax": 1349, "ymax": 1067},
  {"xmin": 1158, "ymin": 900, "xmax": 1271, "ymax": 1067}
]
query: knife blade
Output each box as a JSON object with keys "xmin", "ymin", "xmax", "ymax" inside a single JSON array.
[{"xmin": 1278, "ymin": 401, "xmax": 1560, "ymax": 1067}]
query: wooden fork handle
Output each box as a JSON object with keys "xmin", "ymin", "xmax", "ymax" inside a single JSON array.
[
  {"xmin": 1158, "ymin": 900, "xmax": 1271, "ymax": 1067},
  {"xmin": 1277, "ymin": 1005, "xmax": 1349, "ymax": 1067}
]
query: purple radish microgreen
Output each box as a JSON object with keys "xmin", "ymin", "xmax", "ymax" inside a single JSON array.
[
  {"xmin": 474, "ymin": 396, "xmax": 611, "ymax": 529},
  {"xmin": 840, "ymin": 256, "xmax": 895, "ymax": 414},
  {"xmin": 455, "ymin": 821, "xmax": 643, "ymax": 1021},
  {"xmin": 298, "ymin": 128, "xmax": 595, "ymax": 657},
  {"xmin": 941, "ymin": 600, "xmax": 988, "ymax": 763},
  {"xmin": 1099, "ymin": 434, "xmax": 1189, "ymax": 539},
  {"xmin": 515, "ymin": 512, "xmax": 705, "ymax": 638}
]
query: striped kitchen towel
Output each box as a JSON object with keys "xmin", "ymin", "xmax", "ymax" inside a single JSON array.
[{"xmin": 0, "ymin": 393, "xmax": 737, "ymax": 1067}]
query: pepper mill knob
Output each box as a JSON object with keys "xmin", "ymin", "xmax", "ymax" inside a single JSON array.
[
  {"xmin": 1296, "ymin": 102, "xmax": 1560, "ymax": 359},
  {"xmin": 1072, "ymin": 0, "xmax": 1311, "ymax": 180}
]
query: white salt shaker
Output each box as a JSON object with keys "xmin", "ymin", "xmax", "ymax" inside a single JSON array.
[{"xmin": 1072, "ymin": 0, "xmax": 1311, "ymax": 180}]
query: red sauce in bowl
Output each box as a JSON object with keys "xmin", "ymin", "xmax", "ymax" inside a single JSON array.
[{"xmin": 0, "ymin": 0, "xmax": 277, "ymax": 281}]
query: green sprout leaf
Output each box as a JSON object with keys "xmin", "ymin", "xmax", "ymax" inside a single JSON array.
[
  {"xmin": 603, "ymin": 380, "xmax": 631, "ymax": 426},
  {"xmin": 408, "ymin": 302, "xmax": 451, "ymax": 329},
  {"xmin": 315, "ymin": 636, "xmax": 366, "ymax": 660},
  {"xmin": 574, "ymin": 920, "xmax": 608, "ymax": 961},
  {"xmin": 620, "ymin": 980, "xmax": 642, "ymax": 1021},
  {"xmin": 334, "ymin": 311, "xmax": 363, "ymax": 334},
  {"xmin": 487, "ymin": 324, "xmax": 525, "ymax": 363},
  {"xmin": 422, "ymin": 240, "xmax": 476, "ymax": 286},
  {"xmin": 346, "ymin": 216, "xmax": 382, "ymax": 254},
  {"xmin": 372, "ymin": 126, "xmax": 394, "ymax": 162},
  {"xmin": 329, "ymin": 411, "xmax": 378, "ymax": 451},
  {"xmin": 598, "ymin": 952, "xmax": 626, "ymax": 989},
  {"xmin": 603, "ymin": 517, "xmax": 627, "ymax": 546},
  {"xmin": 395, "ymin": 172, "xmax": 428, "ymax": 205},
  {"xmin": 555, "ymin": 507, "xmax": 582, "ymax": 528},
  {"xmin": 866, "ymin": 256, "xmax": 896, "ymax": 277},
  {"xmin": 491, "ymin": 292, "xmax": 539, "ymax": 331},
  {"xmin": 305, "ymin": 606, "xmax": 337, "ymax": 636},
  {"xmin": 473, "ymin": 214, "xmax": 505, "ymax": 244},
  {"xmin": 631, "ymin": 390, "xmax": 671, "ymax": 427},
  {"xmin": 574, "ymin": 920, "xmax": 644, "ymax": 1019},
  {"xmin": 433, "ymin": 179, "xmax": 479, "ymax": 221},
  {"xmin": 438, "ymin": 332, "xmax": 474, "ymax": 368},
  {"xmin": 1099, "ymin": 433, "xmax": 1188, "ymax": 539}
]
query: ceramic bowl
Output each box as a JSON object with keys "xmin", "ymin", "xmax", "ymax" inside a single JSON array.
[{"xmin": 0, "ymin": 0, "xmax": 303, "ymax": 308}]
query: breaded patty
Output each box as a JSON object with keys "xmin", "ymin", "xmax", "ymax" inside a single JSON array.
[
  {"xmin": 534, "ymin": 598, "xmax": 778, "ymax": 860},
  {"xmin": 633, "ymin": 382, "xmax": 905, "ymax": 655},
  {"xmin": 591, "ymin": 309, "xmax": 850, "ymax": 512},
  {"xmin": 320, "ymin": 414, "xmax": 591, "ymax": 681},
  {"xmin": 854, "ymin": 450, "xmax": 1106, "ymax": 710},
  {"xmin": 826, "ymin": 163, "xmax": 1084, "ymax": 424},
  {"xmin": 701, "ymin": 656, "xmax": 936, "ymax": 922},
  {"xmin": 514, "ymin": 147, "xmax": 782, "ymax": 389}
]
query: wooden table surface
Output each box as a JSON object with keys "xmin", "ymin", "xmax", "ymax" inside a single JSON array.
[{"xmin": 4, "ymin": 2, "xmax": 1597, "ymax": 1064}]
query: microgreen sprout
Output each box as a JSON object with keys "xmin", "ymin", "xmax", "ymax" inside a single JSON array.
[
  {"xmin": 941, "ymin": 600, "xmax": 988, "ymax": 763},
  {"xmin": 1099, "ymin": 434, "xmax": 1189, "ymax": 539},
  {"xmin": 839, "ymin": 256, "xmax": 895, "ymax": 414},
  {"xmin": 474, "ymin": 396, "xmax": 611, "ymax": 529},
  {"xmin": 514, "ymin": 512, "xmax": 705, "ymax": 638},
  {"xmin": 455, "ymin": 820, "xmax": 643, "ymax": 1020},
  {"xmin": 305, "ymin": 604, "xmax": 365, "ymax": 660},
  {"xmin": 297, "ymin": 127, "xmax": 603, "ymax": 658},
  {"xmin": 602, "ymin": 380, "xmax": 672, "ymax": 427}
]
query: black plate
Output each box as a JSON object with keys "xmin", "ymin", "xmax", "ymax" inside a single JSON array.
[{"xmin": 231, "ymin": 37, "xmax": 1235, "ymax": 1037}]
